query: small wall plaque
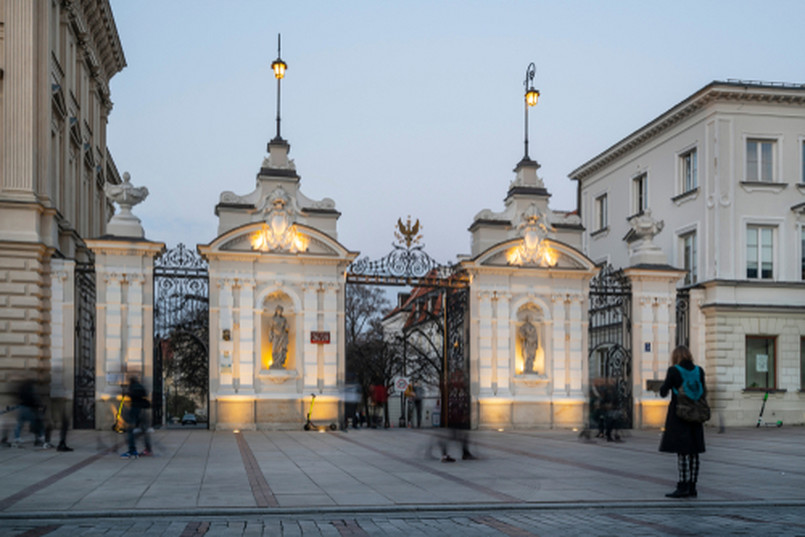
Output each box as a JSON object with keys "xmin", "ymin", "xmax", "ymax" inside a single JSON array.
[{"xmin": 310, "ymin": 331, "xmax": 330, "ymax": 344}]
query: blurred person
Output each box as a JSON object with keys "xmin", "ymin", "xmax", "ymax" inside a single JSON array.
[
  {"xmin": 440, "ymin": 371, "xmax": 474, "ymax": 462},
  {"xmin": 659, "ymin": 345, "xmax": 706, "ymax": 498},
  {"xmin": 12, "ymin": 377, "xmax": 50, "ymax": 448},
  {"xmin": 370, "ymin": 382, "xmax": 388, "ymax": 428},
  {"xmin": 120, "ymin": 376, "xmax": 153, "ymax": 459},
  {"xmin": 412, "ymin": 382, "xmax": 424, "ymax": 428}
]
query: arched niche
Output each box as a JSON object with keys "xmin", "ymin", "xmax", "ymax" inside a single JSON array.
[
  {"xmin": 514, "ymin": 303, "xmax": 546, "ymax": 376},
  {"xmin": 260, "ymin": 292, "xmax": 296, "ymax": 372}
]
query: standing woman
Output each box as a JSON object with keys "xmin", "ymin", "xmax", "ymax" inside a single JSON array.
[{"xmin": 659, "ymin": 345, "xmax": 706, "ymax": 498}]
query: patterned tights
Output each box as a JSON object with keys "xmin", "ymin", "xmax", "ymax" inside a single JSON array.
[{"xmin": 677, "ymin": 453, "xmax": 700, "ymax": 483}]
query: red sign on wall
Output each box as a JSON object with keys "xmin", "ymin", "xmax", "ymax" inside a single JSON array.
[{"xmin": 310, "ymin": 331, "xmax": 331, "ymax": 344}]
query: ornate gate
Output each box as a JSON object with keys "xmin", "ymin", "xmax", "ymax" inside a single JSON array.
[
  {"xmin": 346, "ymin": 218, "xmax": 470, "ymax": 428},
  {"xmin": 588, "ymin": 264, "xmax": 633, "ymax": 429},
  {"xmin": 153, "ymin": 244, "xmax": 209, "ymax": 427},
  {"xmin": 73, "ymin": 262, "xmax": 96, "ymax": 429}
]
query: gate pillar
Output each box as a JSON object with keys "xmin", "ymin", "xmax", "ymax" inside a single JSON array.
[
  {"xmin": 86, "ymin": 172, "xmax": 164, "ymax": 429},
  {"xmin": 624, "ymin": 266, "xmax": 686, "ymax": 428}
]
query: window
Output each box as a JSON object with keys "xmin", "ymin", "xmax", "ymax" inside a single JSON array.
[
  {"xmin": 802, "ymin": 226, "xmax": 805, "ymax": 280},
  {"xmin": 681, "ymin": 231, "xmax": 697, "ymax": 285},
  {"xmin": 681, "ymin": 149, "xmax": 697, "ymax": 192},
  {"xmin": 746, "ymin": 336, "xmax": 775, "ymax": 390},
  {"xmin": 632, "ymin": 173, "xmax": 647, "ymax": 214},
  {"xmin": 801, "ymin": 140, "xmax": 805, "ymax": 183},
  {"xmin": 801, "ymin": 338, "xmax": 805, "ymax": 390},
  {"xmin": 746, "ymin": 225, "xmax": 774, "ymax": 279},
  {"xmin": 746, "ymin": 139, "xmax": 775, "ymax": 182},
  {"xmin": 595, "ymin": 194, "xmax": 608, "ymax": 231}
]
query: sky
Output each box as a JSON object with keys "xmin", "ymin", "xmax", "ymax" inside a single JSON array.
[{"xmin": 107, "ymin": 1, "xmax": 805, "ymax": 264}]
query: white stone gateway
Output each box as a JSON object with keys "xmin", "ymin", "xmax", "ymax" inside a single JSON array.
[
  {"xmin": 199, "ymin": 139, "xmax": 356, "ymax": 430},
  {"xmin": 461, "ymin": 158, "xmax": 598, "ymax": 429}
]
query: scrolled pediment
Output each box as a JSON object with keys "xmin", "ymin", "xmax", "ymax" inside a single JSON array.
[{"xmin": 470, "ymin": 238, "xmax": 596, "ymax": 271}]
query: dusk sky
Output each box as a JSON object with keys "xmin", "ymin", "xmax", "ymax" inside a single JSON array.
[{"xmin": 107, "ymin": 1, "xmax": 804, "ymax": 263}]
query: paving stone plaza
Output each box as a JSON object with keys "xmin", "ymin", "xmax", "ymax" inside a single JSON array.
[{"xmin": 0, "ymin": 426, "xmax": 803, "ymax": 536}]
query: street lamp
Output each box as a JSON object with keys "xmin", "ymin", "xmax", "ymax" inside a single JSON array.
[
  {"xmin": 271, "ymin": 34, "xmax": 287, "ymax": 142},
  {"xmin": 523, "ymin": 62, "xmax": 540, "ymax": 160}
]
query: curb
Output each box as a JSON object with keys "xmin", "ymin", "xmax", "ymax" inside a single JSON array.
[{"xmin": 2, "ymin": 499, "xmax": 805, "ymax": 520}]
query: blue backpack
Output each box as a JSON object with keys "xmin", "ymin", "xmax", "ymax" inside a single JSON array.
[
  {"xmin": 673, "ymin": 365, "xmax": 710, "ymax": 423},
  {"xmin": 673, "ymin": 365, "xmax": 704, "ymax": 401}
]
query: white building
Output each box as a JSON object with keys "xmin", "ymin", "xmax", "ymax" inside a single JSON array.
[
  {"xmin": 0, "ymin": 0, "xmax": 125, "ymax": 424},
  {"xmin": 570, "ymin": 80, "xmax": 805, "ymax": 426}
]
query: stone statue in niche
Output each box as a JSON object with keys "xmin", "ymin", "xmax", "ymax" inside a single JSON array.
[
  {"xmin": 268, "ymin": 305, "xmax": 289, "ymax": 369},
  {"xmin": 519, "ymin": 315, "xmax": 539, "ymax": 373}
]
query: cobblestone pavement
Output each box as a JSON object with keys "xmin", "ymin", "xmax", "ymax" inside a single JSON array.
[{"xmin": 1, "ymin": 503, "xmax": 804, "ymax": 537}]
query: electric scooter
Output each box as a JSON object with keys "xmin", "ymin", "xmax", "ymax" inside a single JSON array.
[
  {"xmin": 304, "ymin": 393, "xmax": 337, "ymax": 431},
  {"xmin": 756, "ymin": 391, "xmax": 783, "ymax": 428}
]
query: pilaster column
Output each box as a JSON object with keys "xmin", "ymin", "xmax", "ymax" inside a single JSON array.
[
  {"xmin": 477, "ymin": 291, "xmax": 493, "ymax": 394},
  {"xmin": 567, "ymin": 293, "xmax": 585, "ymax": 395},
  {"xmin": 551, "ymin": 293, "xmax": 567, "ymax": 393},
  {"xmin": 494, "ymin": 292, "xmax": 511, "ymax": 394},
  {"xmin": 238, "ymin": 280, "xmax": 255, "ymax": 390},
  {"xmin": 49, "ymin": 259, "xmax": 75, "ymax": 399},
  {"xmin": 322, "ymin": 283, "xmax": 339, "ymax": 391},
  {"xmin": 126, "ymin": 273, "xmax": 145, "ymax": 374},
  {"xmin": 302, "ymin": 283, "xmax": 318, "ymax": 389},
  {"xmin": 218, "ymin": 278, "xmax": 234, "ymax": 389}
]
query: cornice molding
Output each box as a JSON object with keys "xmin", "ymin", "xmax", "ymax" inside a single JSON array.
[{"xmin": 570, "ymin": 82, "xmax": 805, "ymax": 182}]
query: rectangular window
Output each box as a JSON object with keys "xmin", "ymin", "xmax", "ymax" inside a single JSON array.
[
  {"xmin": 681, "ymin": 149, "xmax": 697, "ymax": 192},
  {"xmin": 746, "ymin": 225, "xmax": 774, "ymax": 279},
  {"xmin": 595, "ymin": 194, "xmax": 608, "ymax": 231},
  {"xmin": 632, "ymin": 173, "xmax": 647, "ymax": 214},
  {"xmin": 801, "ymin": 338, "xmax": 805, "ymax": 390},
  {"xmin": 802, "ymin": 140, "xmax": 805, "ymax": 183},
  {"xmin": 802, "ymin": 226, "xmax": 805, "ymax": 280},
  {"xmin": 681, "ymin": 232, "xmax": 697, "ymax": 285},
  {"xmin": 746, "ymin": 139, "xmax": 775, "ymax": 182},
  {"xmin": 746, "ymin": 336, "xmax": 776, "ymax": 390}
]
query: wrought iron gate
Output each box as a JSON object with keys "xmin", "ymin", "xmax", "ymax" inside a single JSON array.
[
  {"xmin": 346, "ymin": 217, "xmax": 470, "ymax": 428},
  {"xmin": 153, "ymin": 244, "xmax": 209, "ymax": 427},
  {"xmin": 73, "ymin": 262, "xmax": 96, "ymax": 429},
  {"xmin": 588, "ymin": 264, "xmax": 633, "ymax": 429},
  {"xmin": 675, "ymin": 287, "xmax": 690, "ymax": 348}
]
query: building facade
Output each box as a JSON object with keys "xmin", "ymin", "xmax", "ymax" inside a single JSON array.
[
  {"xmin": 0, "ymin": 1, "xmax": 125, "ymax": 417},
  {"xmin": 571, "ymin": 81, "xmax": 805, "ymax": 426}
]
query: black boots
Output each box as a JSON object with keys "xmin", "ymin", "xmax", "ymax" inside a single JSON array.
[
  {"xmin": 688, "ymin": 483, "xmax": 698, "ymax": 498},
  {"xmin": 665, "ymin": 481, "xmax": 690, "ymax": 498}
]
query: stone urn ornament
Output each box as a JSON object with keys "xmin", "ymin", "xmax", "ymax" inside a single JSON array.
[{"xmin": 104, "ymin": 172, "xmax": 149, "ymax": 238}]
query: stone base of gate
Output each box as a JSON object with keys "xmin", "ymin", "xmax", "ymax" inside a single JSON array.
[
  {"xmin": 639, "ymin": 399, "xmax": 670, "ymax": 428},
  {"xmin": 211, "ymin": 396, "xmax": 340, "ymax": 430},
  {"xmin": 477, "ymin": 399, "xmax": 586, "ymax": 429}
]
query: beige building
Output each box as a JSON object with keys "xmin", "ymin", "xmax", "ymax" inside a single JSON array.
[
  {"xmin": 0, "ymin": 1, "xmax": 125, "ymax": 418},
  {"xmin": 571, "ymin": 80, "xmax": 805, "ymax": 426}
]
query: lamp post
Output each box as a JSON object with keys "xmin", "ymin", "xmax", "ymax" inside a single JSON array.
[
  {"xmin": 523, "ymin": 62, "xmax": 540, "ymax": 160},
  {"xmin": 271, "ymin": 34, "xmax": 287, "ymax": 141}
]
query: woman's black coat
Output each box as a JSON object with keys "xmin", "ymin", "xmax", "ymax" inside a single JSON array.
[{"xmin": 658, "ymin": 359, "xmax": 706, "ymax": 454}]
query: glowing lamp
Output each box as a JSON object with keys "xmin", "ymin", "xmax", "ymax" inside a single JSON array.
[
  {"xmin": 271, "ymin": 58, "xmax": 287, "ymax": 79},
  {"xmin": 526, "ymin": 87, "xmax": 540, "ymax": 107}
]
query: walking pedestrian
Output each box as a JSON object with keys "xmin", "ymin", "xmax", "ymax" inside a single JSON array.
[
  {"xmin": 659, "ymin": 345, "xmax": 706, "ymax": 498},
  {"xmin": 12, "ymin": 377, "xmax": 50, "ymax": 448},
  {"xmin": 121, "ymin": 376, "xmax": 153, "ymax": 459}
]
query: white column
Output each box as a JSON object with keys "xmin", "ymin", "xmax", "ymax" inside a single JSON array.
[
  {"xmin": 218, "ymin": 279, "xmax": 234, "ymax": 389},
  {"xmin": 303, "ymin": 284, "xmax": 318, "ymax": 390},
  {"xmin": 126, "ymin": 274, "xmax": 144, "ymax": 374},
  {"xmin": 238, "ymin": 280, "xmax": 255, "ymax": 390},
  {"xmin": 322, "ymin": 283, "xmax": 339, "ymax": 390},
  {"xmin": 494, "ymin": 292, "xmax": 511, "ymax": 394},
  {"xmin": 303, "ymin": 284, "xmax": 317, "ymax": 383},
  {"xmin": 551, "ymin": 294, "xmax": 567, "ymax": 394},
  {"xmin": 49, "ymin": 259, "xmax": 75, "ymax": 399},
  {"xmin": 477, "ymin": 291, "xmax": 494, "ymax": 395},
  {"xmin": 567, "ymin": 293, "xmax": 585, "ymax": 395},
  {"xmin": 105, "ymin": 272, "xmax": 123, "ymax": 382}
]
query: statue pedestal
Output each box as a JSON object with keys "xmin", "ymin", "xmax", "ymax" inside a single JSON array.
[{"xmin": 259, "ymin": 369, "xmax": 298, "ymax": 383}]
